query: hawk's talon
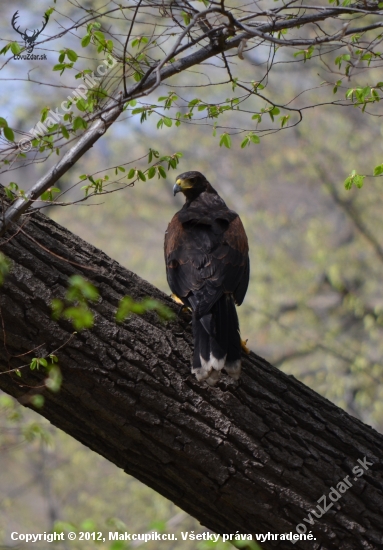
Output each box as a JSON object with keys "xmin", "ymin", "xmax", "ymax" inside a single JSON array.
[
  {"xmin": 241, "ymin": 338, "xmax": 250, "ymax": 354},
  {"xmin": 171, "ymin": 293, "xmax": 191, "ymax": 316},
  {"xmin": 171, "ymin": 293, "xmax": 184, "ymax": 305}
]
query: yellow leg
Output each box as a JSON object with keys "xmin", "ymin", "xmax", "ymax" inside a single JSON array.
[
  {"xmin": 171, "ymin": 294, "xmax": 191, "ymax": 314},
  {"xmin": 171, "ymin": 293, "xmax": 184, "ymax": 305},
  {"xmin": 241, "ymin": 338, "xmax": 250, "ymax": 354}
]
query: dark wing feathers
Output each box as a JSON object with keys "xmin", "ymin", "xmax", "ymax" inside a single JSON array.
[
  {"xmin": 223, "ymin": 215, "xmax": 250, "ymax": 305},
  {"xmin": 164, "ymin": 192, "xmax": 249, "ymax": 317}
]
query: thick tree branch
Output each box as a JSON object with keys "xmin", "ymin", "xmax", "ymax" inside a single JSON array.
[{"xmin": 0, "ymin": 193, "xmax": 382, "ymax": 549}]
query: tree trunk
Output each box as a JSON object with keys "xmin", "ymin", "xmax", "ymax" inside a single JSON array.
[{"xmin": 0, "ymin": 198, "xmax": 382, "ymax": 550}]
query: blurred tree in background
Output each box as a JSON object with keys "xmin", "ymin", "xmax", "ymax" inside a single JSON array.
[{"xmin": 1, "ymin": 0, "xmax": 383, "ymax": 546}]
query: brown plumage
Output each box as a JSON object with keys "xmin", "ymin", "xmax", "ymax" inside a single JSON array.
[{"xmin": 164, "ymin": 171, "xmax": 249, "ymax": 385}]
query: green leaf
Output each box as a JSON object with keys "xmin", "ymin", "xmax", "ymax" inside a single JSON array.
[
  {"xmin": 66, "ymin": 49, "xmax": 78, "ymax": 62},
  {"xmin": 344, "ymin": 170, "xmax": 365, "ymax": 190},
  {"xmin": 73, "ymin": 116, "xmax": 87, "ymax": 131},
  {"xmin": 0, "ymin": 117, "xmax": 8, "ymax": 128},
  {"xmin": 147, "ymin": 166, "xmax": 156, "ymax": 179},
  {"xmin": 4, "ymin": 188, "xmax": 14, "ymax": 200},
  {"xmin": 279, "ymin": 114, "xmax": 290, "ymax": 128},
  {"xmin": 132, "ymin": 36, "xmax": 148, "ymax": 48},
  {"xmin": 51, "ymin": 299, "xmax": 64, "ymax": 320},
  {"xmin": 76, "ymin": 99, "xmax": 87, "ymax": 112},
  {"xmin": 293, "ymin": 46, "xmax": 314, "ymax": 62},
  {"xmin": 81, "ymin": 34, "xmax": 91, "ymax": 47},
  {"xmin": 67, "ymin": 275, "xmax": 99, "ymax": 302},
  {"xmin": 30, "ymin": 358, "xmax": 38, "ymax": 370},
  {"xmin": 3, "ymin": 127, "xmax": 14, "ymax": 142},
  {"xmin": 219, "ymin": 133, "xmax": 232, "ymax": 149},
  {"xmin": 158, "ymin": 165, "xmax": 166, "ymax": 178},
  {"xmin": 241, "ymin": 133, "xmax": 260, "ymax": 148},
  {"xmin": 40, "ymin": 106, "xmax": 50, "ymax": 123},
  {"xmin": 0, "ymin": 44, "xmax": 12, "ymax": 56},
  {"xmin": 181, "ymin": 11, "xmax": 191, "ymax": 25},
  {"xmin": 53, "ymin": 63, "xmax": 67, "ymax": 71},
  {"xmin": 61, "ymin": 125, "xmax": 70, "ymax": 139},
  {"xmin": 116, "ymin": 296, "xmax": 134, "ymax": 322},
  {"xmin": 63, "ymin": 306, "xmax": 94, "ymax": 330},
  {"xmin": 45, "ymin": 365, "xmax": 62, "ymax": 392},
  {"xmin": 0, "ymin": 252, "xmax": 11, "ymax": 286},
  {"xmin": 30, "ymin": 395, "xmax": 44, "ymax": 408},
  {"xmin": 335, "ymin": 54, "xmax": 350, "ymax": 69},
  {"xmin": 163, "ymin": 117, "xmax": 172, "ymax": 127},
  {"xmin": 137, "ymin": 170, "xmax": 146, "ymax": 181},
  {"xmin": 41, "ymin": 187, "xmax": 61, "ymax": 202},
  {"xmin": 127, "ymin": 168, "xmax": 135, "ymax": 179},
  {"xmin": 346, "ymin": 88, "xmax": 355, "ymax": 100},
  {"xmin": 188, "ymin": 99, "xmax": 200, "ymax": 107},
  {"xmin": 93, "ymin": 31, "xmax": 105, "ymax": 42},
  {"xmin": 268, "ymin": 106, "xmax": 280, "ymax": 122},
  {"xmin": 116, "ymin": 296, "xmax": 174, "ymax": 323},
  {"xmin": 374, "ymin": 164, "xmax": 383, "ymax": 176},
  {"xmin": 344, "ymin": 170, "xmax": 355, "ymax": 190},
  {"xmin": 46, "ymin": 123, "xmax": 59, "ymax": 132},
  {"xmin": 11, "ymin": 42, "xmax": 22, "ymax": 55}
]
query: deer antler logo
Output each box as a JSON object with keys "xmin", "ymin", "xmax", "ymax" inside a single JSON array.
[{"xmin": 11, "ymin": 11, "xmax": 49, "ymax": 54}]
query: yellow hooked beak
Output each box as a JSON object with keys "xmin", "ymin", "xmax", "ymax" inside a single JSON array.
[{"xmin": 173, "ymin": 178, "xmax": 193, "ymax": 196}]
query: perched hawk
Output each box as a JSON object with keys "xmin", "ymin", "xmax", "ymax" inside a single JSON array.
[{"xmin": 164, "ymin": 171, "xmax": 249, "ymax": 385}]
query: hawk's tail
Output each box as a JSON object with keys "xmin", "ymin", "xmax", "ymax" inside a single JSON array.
[{"xmin": 192, "ymin": 294, "xmax": 241, "ymax": 385}]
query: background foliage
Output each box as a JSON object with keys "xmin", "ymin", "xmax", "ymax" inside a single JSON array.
[{"xmin": 1, "ymin": 0, "xmax": 383, "ymax": 546}]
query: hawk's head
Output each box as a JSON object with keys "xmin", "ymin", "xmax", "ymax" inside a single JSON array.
[{"xmin": 173, "ymin": 171, "xmax": 211, "ymax": 199}]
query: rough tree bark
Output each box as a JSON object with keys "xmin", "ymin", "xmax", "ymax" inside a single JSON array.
[{"xmin": 0, "ymin": 198, "xmax": 382, "ymax": 550}]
